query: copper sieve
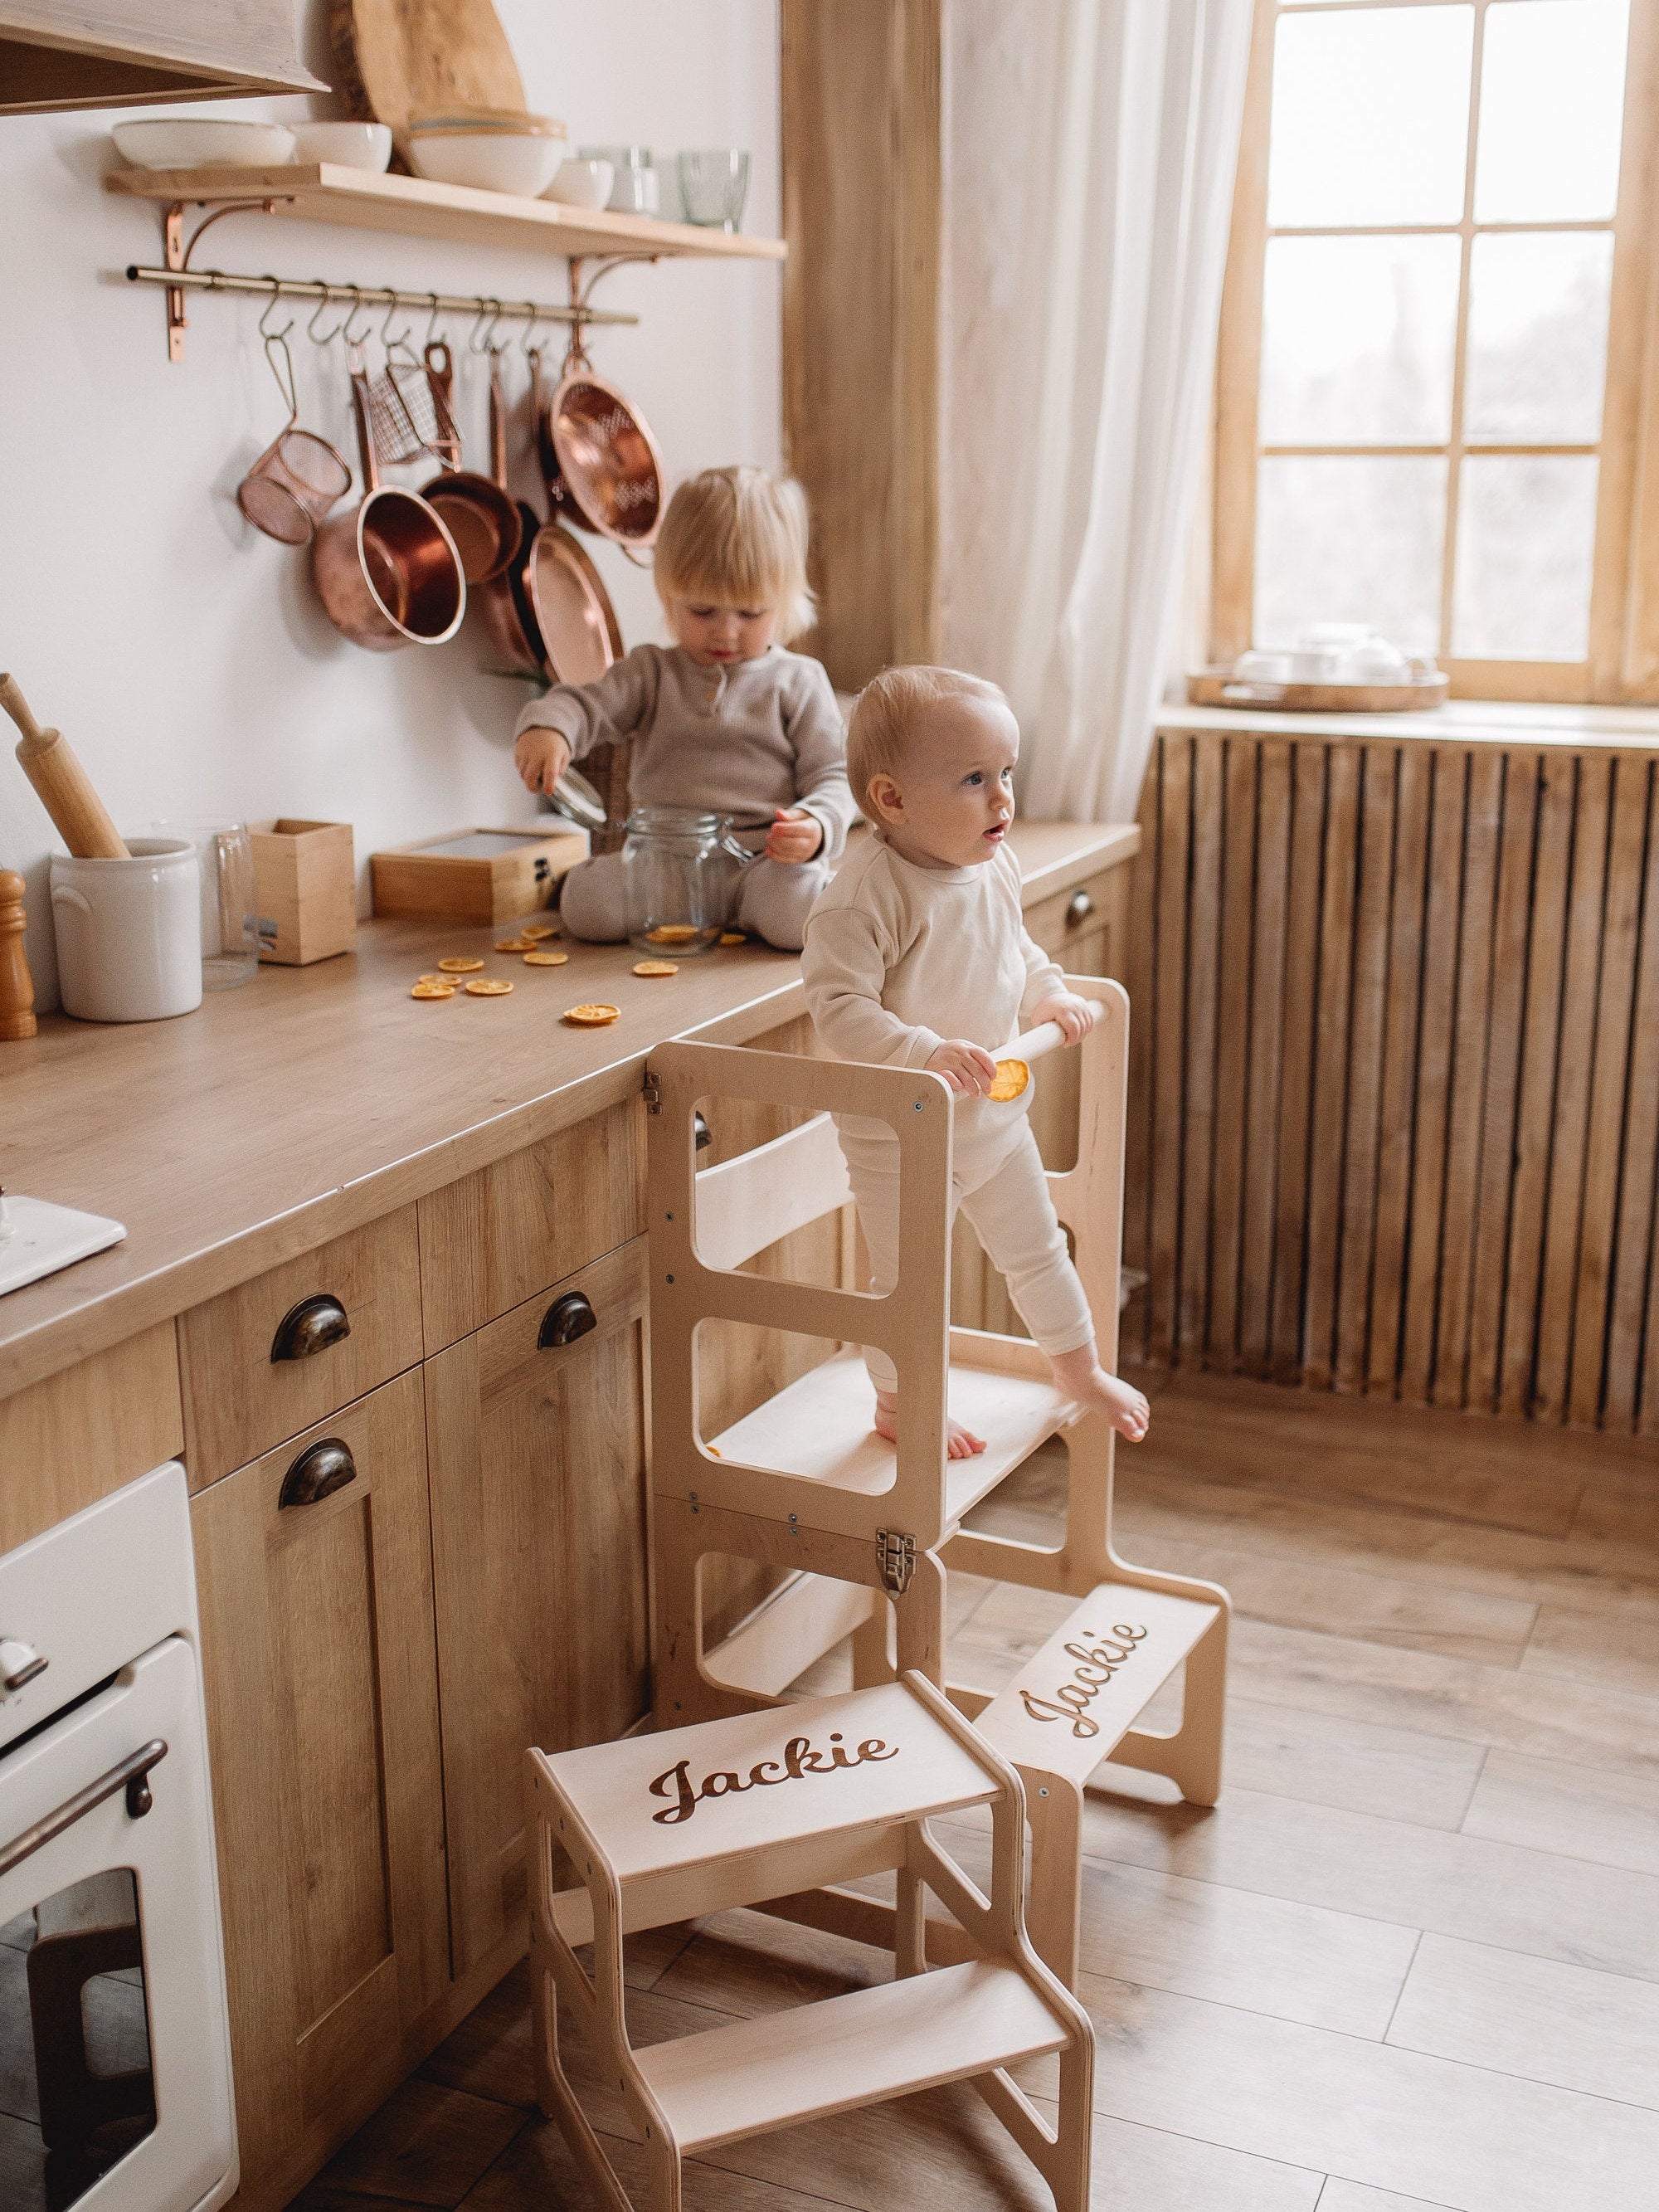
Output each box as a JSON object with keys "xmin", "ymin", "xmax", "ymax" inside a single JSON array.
[
  {"xmin": 237, "ymin": 329, "xmax": 352, "ymax": 546},
  {"xmin": 547, "ymin": 333, "xmax": 664, "ymax": 551}
]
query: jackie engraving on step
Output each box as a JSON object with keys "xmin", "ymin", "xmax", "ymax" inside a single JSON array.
[
  {"xmin": 649, "ymin": 1731, "xmax": 898, "ymax": 1825},
  {"xmin": 1017, "ymin": 1624, "xmax": 1150, "ymax": 1737}
]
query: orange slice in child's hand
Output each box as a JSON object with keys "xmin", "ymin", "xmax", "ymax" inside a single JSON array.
[
  {"xmin": 523, "ymin": 948, "xmax": 568, "ymax": 966},
  {"xmin": 437, "ymin": 955, "xmax": 485, "ymax": 973},
  {"xmin": 411, "ymin": 982, "xmax": 455, "ymax": 1001},
  {"xmin": 632, "ymin": 959, "xmax": 679, "ymax": 977},
  {"xmin": 563, "ymin": 1002, "xmax": 620, "ymax": 1026},
  {"xmin": 464, "ymin": 977, "xmax": 514, "ymax": 996},
  {"xmin": 989, "ymin": 1059, "xmax": 1029, "ymax": 1102}
]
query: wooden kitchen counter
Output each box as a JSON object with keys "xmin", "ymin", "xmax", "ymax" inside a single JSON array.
[{"xmin": 0, "ymin": 819, "xmax": 1135, "ymax": 1401}]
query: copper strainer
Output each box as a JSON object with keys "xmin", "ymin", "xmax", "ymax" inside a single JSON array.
[
  {"xmin": 237, "ymin": 318, "xmax": 352, "ymax": 546},
  {"xmin": 546, "ymin": 329, "xmax": 664, "ymax": 553}
]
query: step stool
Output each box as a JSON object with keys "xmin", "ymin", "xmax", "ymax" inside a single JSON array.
[
  {"xmin": 642, "ymin": 978, "xmax": 1229, "ymax": 1987},
  {"xmin": 525, "ymin": 1672, "xmax": 1094, "ymax": 2212}
]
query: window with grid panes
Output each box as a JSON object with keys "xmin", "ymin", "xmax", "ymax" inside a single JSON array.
[{"xmin": 1212, "ymin": 0, "xmax": 1659, "ymax": 701}]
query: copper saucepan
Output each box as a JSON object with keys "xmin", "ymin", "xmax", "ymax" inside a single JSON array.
[
  {"xmin": 473, "ymin": 348, "xmax": 548, "ymax": 676},
  {"xmin": 418, "ymin": 342, "xmax": 521, "ymax": 587},
  {"xmin": 311, "ymin": 345, "xmax": 466, "ymax": 650},
  {"xmin": 544, "ymin": 332, "xmax": 664, "ymax": 554}
]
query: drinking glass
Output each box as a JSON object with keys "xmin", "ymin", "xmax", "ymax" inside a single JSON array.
[
  {"xmin": 153, "ymin": 819, "xmax": 260, "ymax": 989},
  {"xmin": 676, "ymin": 149, "xmax": 750, "ymax": 231}
]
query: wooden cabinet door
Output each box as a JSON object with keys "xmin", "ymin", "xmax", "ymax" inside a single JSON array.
[
  {"xmin": 189, "ymin": 1372, "xmax": 449, "ymax": 2193},
  {"xmin": 425, "ymin": 1239, "xmax": 649, "ymax": 1977}
]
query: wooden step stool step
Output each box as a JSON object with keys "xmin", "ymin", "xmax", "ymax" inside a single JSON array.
[
  {"xmin": 974, "ymin": 1580, "xmax": 1228, "ymax": 1989},
  {"xmin": 524, "ymin": 1673, "xmax": 1095, "ymax": 2212}
]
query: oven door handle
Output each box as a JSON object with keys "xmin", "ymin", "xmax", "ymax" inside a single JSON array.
[{"xmin": 0, "ymin": 1738, "xmax": 168, "ymax": 1880}]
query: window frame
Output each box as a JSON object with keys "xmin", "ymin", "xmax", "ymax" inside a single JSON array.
[{"xmin": 1211, "ymin": 0, "xmax": 1659, "ymax": 703}]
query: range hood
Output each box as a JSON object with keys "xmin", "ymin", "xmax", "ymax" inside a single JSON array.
[{"xmin": 1, "ymin": 2, "xmax": 324, "ymax": 114}]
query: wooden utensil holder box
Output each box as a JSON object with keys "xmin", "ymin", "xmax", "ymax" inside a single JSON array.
[
  {"xmin": 370, "ymin": 826, "xmax": 588, "ymax": 927},
  {"xmin": 251, "ymin": 819, "xmax": 357, "ymax": 966}
]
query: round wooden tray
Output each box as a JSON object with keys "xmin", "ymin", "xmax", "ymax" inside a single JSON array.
[{"xmin": 1186, "ymin": 670, "xmax": 1450, "ymax": 714}]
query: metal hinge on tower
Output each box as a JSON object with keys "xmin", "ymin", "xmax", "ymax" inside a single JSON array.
[
  {"xmin": 875, "ymin": 1528, "xmax": 916, "ymax": 1595},
  {"xmin": 643, "ymin": 1068, "xmax": 662, "ymax": 1113}
]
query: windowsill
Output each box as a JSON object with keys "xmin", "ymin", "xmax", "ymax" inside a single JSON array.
[{"xmin": 1155, "ymin": 696, "xmax": 1659, "ymax": 750}]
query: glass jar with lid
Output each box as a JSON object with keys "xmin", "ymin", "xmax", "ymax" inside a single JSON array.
[{"xmin": 622, "ymin": 806, "xmax": 752, "ymax": 955}]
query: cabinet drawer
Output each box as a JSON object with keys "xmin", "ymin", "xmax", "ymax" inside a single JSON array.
[
  {"xmin": 417, "ymin": 1094, "xmax": 645, "ymax": 1351},
  {"xmin": 0, "ymin": 1322, "xmax": 182, "ymax": 1553},
  {"xmin": 178, "ymin": 1207, "xmax": 423, "ymax": 1488},
  {"xmin": 1023, "ymin": 864, "xmax": 1129, "ymax": 976}
]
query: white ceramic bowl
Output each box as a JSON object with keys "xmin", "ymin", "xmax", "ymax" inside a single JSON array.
[
  {"xmin": 289, "ymin": 122, "xmax": 392, "ymax": 173},
  {"xmin": 406, "ymin": 129, "xmax": 564, "ymax": 197},
  {"xmin": 111, "ymin": 119, "xmax": 298, "ymax": 170},
  {"xmin": 542, "ymin": 158, "xmax": 614, "ymax": 211}
]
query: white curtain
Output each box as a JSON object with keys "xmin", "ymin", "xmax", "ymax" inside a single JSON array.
[{"xmin": 941, "ymin": 0, "xmax": 1254, "ymax": 823}]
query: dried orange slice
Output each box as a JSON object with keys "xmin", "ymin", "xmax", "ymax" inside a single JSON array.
[
  {"xmin": 416, "ymin": 972, "xmax": 451, "ymax": 987},
  {"xmin": 464, "ymin": 977, "xmax": 514, "ymax": 996},
  {"xmin": 523, "ymin": 948, "xmax": 569, "ymax": 966},
  {"xmin": 989, "ymin": 1058, "xmax": 1029, "ymax": 1103},
  {"xmin": 719, "ymin": 932, "xmax": 747, "ymax": 946},
  {"xmin": 494, "ymin": 936, "xmax": 536, "ymax": 953},
  {"xmin": 645, "ymin": 923, "xmax": 701, "ymax": 944},
  {"xmin": 522, "ymin": 921, "xmax": 558, "ymax": 940},
  {"xmin": 411, "ymin": 981, "xmax": 455, "ymax": 1001},
  {"xmin": 437, "ymin": 955, "xmax": 485, "ymax": 974},
  {"xmin": 563, "ymin": 1002, "xmax": 620, "ymax": 1026},
  {"xmin": 632, "ymin": 959, "xmax": 679, "ymax": 977}
]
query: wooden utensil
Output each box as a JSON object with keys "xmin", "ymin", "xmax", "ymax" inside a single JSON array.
[
  {"xmin": 0, "ymin": 676, "xmax": 129, "ymax": 861},
  {"xmin": 328, "ymin": 0, "xmax": 526, "ymax": 157}
]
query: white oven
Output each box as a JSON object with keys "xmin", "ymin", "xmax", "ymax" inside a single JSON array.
[{"xmin": 0, "ymin": 1462, "xmax": 236, "ymax": 2212}]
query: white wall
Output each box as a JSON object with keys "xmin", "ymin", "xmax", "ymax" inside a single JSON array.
[{"xmin": 0, "ymin": 1, "xmax": 781, "ymax": 1008}]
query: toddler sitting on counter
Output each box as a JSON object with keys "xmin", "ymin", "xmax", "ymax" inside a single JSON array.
[
  {"xmin": 802, "ymin": 665, "xmax": 1151, "ymax": 1460},
  {"xmin": 513, "ymin": 465, "xmax": 854, "ymax": 953}
]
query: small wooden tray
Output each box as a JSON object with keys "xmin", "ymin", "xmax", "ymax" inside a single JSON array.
[
  {"xmin": 1186, "ymin": 670, "xmax": 1450, "ymax": 714},
  {"xmin": 370, "ymin": 825, "xmax": 587, "ymax": 927}
]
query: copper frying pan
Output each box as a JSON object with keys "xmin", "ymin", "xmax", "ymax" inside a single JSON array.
[
  {"xmin": 472, "ymin": 349, "xmax": 547, "ymax": 676},
  {"xmin": 523, "ymin": 521, "xmax": 623, "ymax": 685},
  {"xmin": 418, "ymin": 343, "xmax": 521, "ymax": 587}
]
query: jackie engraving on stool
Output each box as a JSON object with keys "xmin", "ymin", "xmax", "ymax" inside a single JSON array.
[
  {"xmin": 1017, "ymin": 1624, "xmax": 1150, "ymax": 1737},
  {"xmin": 649, "ymin": 1731, "xmax": 898, "ymax": 1825}
]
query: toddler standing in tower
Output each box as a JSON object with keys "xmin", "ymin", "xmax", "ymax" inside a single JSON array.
[
  {"xmin": 513, "ymin": 466, "xmax": 854, "ymax": 953},
  {"xmin": 801, "ymin": 665, "xmax": 1149, "ymax": 1459}
]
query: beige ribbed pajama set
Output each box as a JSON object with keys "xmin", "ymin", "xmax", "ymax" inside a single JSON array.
[{"xmin": 802, "ymin": 837, "xmax": 1097, "ymax": 1394}]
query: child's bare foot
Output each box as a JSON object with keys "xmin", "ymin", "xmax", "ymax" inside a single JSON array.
[
  {"xmin": 873, "ymin": 1388, "xmax": 986, "ymax": 1458},
  {"xmin": 1048, "ymin": 1346, "xmax": 1151, "ymax": 1442}
]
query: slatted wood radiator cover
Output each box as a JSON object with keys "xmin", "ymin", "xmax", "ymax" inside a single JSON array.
[{"xmin": 1124, "ymin": 724, "xmax": 1659, "ymax": 1435}]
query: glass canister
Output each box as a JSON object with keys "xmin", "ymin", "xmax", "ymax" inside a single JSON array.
[{"xmin": 622, "ymin": 806, "xmax": 751, "ymax": 955}]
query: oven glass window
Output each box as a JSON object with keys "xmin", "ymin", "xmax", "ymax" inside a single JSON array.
[{"xmin": 1, "ymin": 1869, "xmax": 155, "ymax": 2211}]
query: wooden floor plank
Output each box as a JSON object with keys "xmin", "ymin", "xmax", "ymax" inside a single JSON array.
[
  {"xmin": 1316, "ymin": 2182, "xmax": 1480, "ymax": 2212},
  {"xmin": 1076, "ymin": 1781, "xmax": 1659, "ymax": 1983},
  {"xmin": 304, "ymin": 2080, "xmax": 525, "ymax": 2209},
  {"xmin": 1187, "ymin": 1696, "xmax": 1486, "ymax": 1831},
  {"xmin": 1022, "ymin": 1973, "xmax": 1659, "ymax": 2212},
  {"xmin": 1520, "ymin": 1601, "xmax": 1659, "ymax": 1699},
  {"xmin": 1461, "ymin": 1749, "xmax": 1659, "ymax": 1877},
  {"xmin": 459, "ymin": 2117, "xmax": 863, "ymax": 2212},
  {"xmin": 1386, "ymin": 1932, "xmax": 1659, "ymax": 2108}
]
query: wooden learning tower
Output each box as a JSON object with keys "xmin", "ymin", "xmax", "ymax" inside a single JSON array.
[{"xmin": 643, "ymin": 975, "xmax": 1231, "ymax": 1990}]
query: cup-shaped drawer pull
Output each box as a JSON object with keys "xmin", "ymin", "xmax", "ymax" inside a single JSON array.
[
  {"xmin": 1065, "ymin": 889, "xmax": 1095, "ymax": 928},
  {"xmin": 270, "ymin": 1294, "xmax": 351, "ymax": 1362},
  {"xmin": 538, "ymin": 1291, "xmax": 598, "ymax": 1349},
  {"xmin": 279, "ymin": 1437, "xmax": 358, "ymax": 1508}
]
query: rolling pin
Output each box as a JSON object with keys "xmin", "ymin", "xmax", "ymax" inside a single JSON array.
[{"xmin": 0, "ymin": 675, "xmax": 129, "ymax": 861}]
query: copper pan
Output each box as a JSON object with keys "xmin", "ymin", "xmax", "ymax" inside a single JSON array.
[
  {"xmin": 523, "ymin": 520, "xmax": 622, "ymax": 686},
  {"xmin": 472, "ymin": 349, "xmax": 547, "ymax": 676},
  {"xmin": 418, "ymin": 343, "xmax": 521, "ymax": 586},
  {"xmin": 310, "ymin": 347, "xmax": 465, "ymax": 650},
  {"xmin": 547, "ymin": 333, "xmax": 664, "ymax": 554}
]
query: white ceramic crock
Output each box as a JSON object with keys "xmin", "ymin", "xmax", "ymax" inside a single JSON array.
[{"xmin": 51, "ymin": 839, "xmax": 203, "ymax": 1022}]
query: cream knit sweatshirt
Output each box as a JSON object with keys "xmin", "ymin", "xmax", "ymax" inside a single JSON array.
[
  {"xmin": 514, "ymin": 643, "xmax": 857, "ymax": 860},
  {"xmin": 802, "ymin": 836, "xmax": 1066, "ymax": 1078}
]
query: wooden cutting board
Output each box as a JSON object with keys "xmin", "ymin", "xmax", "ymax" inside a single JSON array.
[{"xmin": 329, "ymin": 0, "xmax": 528, "ymax": 149}]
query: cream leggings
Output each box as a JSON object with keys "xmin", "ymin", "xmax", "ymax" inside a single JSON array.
[{"xmin": 839, "ymin": 1116, "xmax": 1096, "ymax": 1394}]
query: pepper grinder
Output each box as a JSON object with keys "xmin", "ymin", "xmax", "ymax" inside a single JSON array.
[{"xmin": 0, "ymin": 870, "xmax": 37, "ymax": 1040}]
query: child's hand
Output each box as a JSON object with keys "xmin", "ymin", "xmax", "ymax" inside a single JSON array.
[
  {"xmin": 765, "ymin": 806, "xmax": 825, "ymax": 864},
  {"xmin": 1028, "ymin": 991, "xmax": 1099, "ymax": 1046},
  {"xmin": 515, "ymin": 726, "xmax": 572, "ymax": 797},
  {"xmin": 926, "ymin": 1039, "xmax": 999, "ymax": 1097}
]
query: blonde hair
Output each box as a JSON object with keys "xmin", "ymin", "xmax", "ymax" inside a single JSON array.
[
  {"xmin": 846, "ymin": 665, "xmax": 1008, "ymax": 816},
  {"xmin": 654, "ymin": 466, "xmax": 816, "ymax": 642}
]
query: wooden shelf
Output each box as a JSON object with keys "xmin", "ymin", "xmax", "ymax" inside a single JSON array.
[{"xmin": 105, "ymin": 162, "xmax": 786, "ymax": 263}]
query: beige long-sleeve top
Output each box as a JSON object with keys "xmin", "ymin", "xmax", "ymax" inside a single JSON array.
[
  {"xmin": 802, "ymin": 836, "xmax": 1066, "ymax": 1078},
  {"xmin": 514, "ymin": 643, "xmax": 857, "ymax": 860}
]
